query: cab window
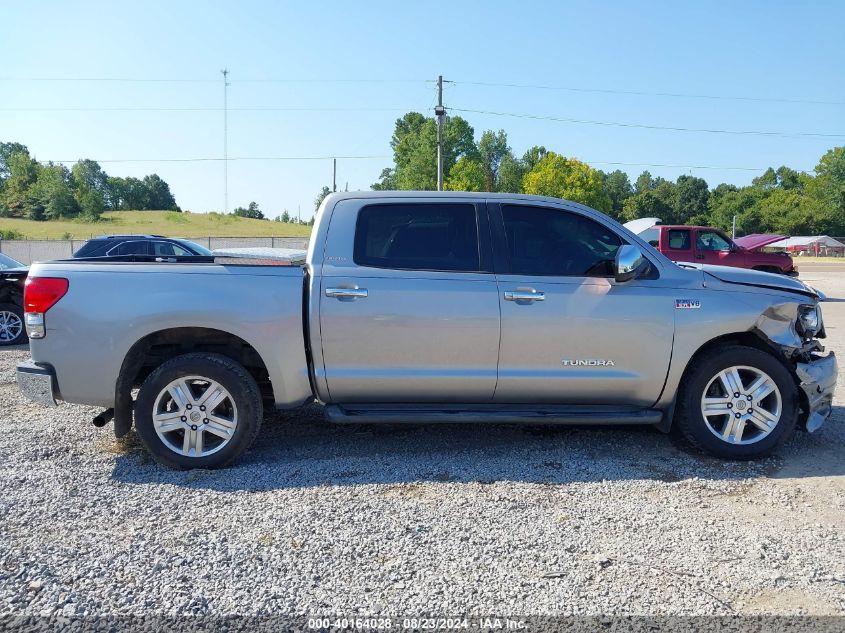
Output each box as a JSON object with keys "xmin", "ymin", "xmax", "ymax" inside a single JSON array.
[
  {"xmin": 501, "ymin": 205, "xmax": 621, "ymax": 276},
  {"xmin": 152, "ymin": 241, "xmax": 191, "ymax": 257},
  {"xmin": 354, "ymin": 203, "xmax": 481, "ymax": 272},
  {"xmin": 667, "ymin": 229, "xmax": 691, "ymax": 250}
]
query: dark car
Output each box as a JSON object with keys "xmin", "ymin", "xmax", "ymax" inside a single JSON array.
[
  {"xmin": 73, "ymin": 235, "xmax": 214, "ymax": 258},
  {"xmin": 0, "ymin": 252, "xmax": 28, "ymax": 346}
]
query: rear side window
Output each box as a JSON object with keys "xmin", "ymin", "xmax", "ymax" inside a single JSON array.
[
  {"xmin": 667, "ymin": 230, "xmax": 691, "ymax": 250},
  {"xmin": 73, "ymin": 240, "xmax": 111, "ymax": 257},
  {"xmin": 354, "ymin": 203, "xmax": 480, "ymax": 272},
  {"xmin": 112, "ymin": 241, "xmax": 149, "ymax": 256}
]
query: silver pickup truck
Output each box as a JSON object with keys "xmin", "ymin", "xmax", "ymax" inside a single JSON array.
[{"xmin": 16, "ymin": 192, "xmax": 837, "ymax": 468}]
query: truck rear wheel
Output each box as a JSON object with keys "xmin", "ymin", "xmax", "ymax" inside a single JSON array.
[
  {"xmin": 134, "ymin": 353, "xmax": 263, "ymax": 469},
  {"xmin": 676, "ymin": 345, "xmax": 797, "ymax": 459}
]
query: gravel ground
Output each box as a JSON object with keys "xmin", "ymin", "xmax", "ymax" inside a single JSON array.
[{"xmin": 1, "ymin": 272, "xmax": 844, "ymax": 623}]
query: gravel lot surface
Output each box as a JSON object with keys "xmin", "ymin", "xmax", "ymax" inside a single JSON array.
[{"xmin": 1, "ymin": 272, "xmax": 844, "ymax": 622}]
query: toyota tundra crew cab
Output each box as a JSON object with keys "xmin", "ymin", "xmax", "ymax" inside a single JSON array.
[{"xmin": 16, "ymin": 192, "xmax": 837, "ymax": 468}]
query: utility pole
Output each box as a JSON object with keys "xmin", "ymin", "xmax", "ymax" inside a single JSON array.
[
  {"xmin": 333, "ymin": 158, "xmax": 337, "ymax": 192},
  {"xmin": 435, "ymin": 75, "xmax": 445, "ymax": 191},
  {"xmin": 732, "ymin": 214, "xmax": 737, "ymax": 239},
  {"xmin": 221, "ymin": 69, "xmax": 230, "ymax": 213}
]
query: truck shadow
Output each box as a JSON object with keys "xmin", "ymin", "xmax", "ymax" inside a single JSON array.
[{"xmin": 110, "ymin": 405, "xmax": 845, "ymax": 491}]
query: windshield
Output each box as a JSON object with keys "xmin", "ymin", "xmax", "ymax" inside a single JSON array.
[
  {"xmin": 0, "ymin": 253, "xmax": 24, "ymax": 270},
  {"xmin": 175, "ymin": 239, "xmax": 213, "ymax": 256}
]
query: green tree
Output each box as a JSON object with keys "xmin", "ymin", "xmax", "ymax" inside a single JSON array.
[
  {"xmin": 497, "ymin": 153, "xmax": 525, "ymax": 193},
  {"xmin": 601, "ymin": 170, "xmax": 633, "ymax": 219},
  {"xmin": 0, "ymin": 142, "xmax": 29, "ymax": 182},
  {"xmin": 634, "ymin": 170, "xmax": 654, "ymax": 194},
  {"xmin": 280, "ymin": 210, "xmax": 291, "ymax": 223},
  {"xmin": 2, "ymin": 151, "xmax": 39, "ymax": 217},
  {"xmin": 522, "ymin": 152, "xmax": 612, "ymax": 213},
  {"xmin": 809, "ymin": 146, "xmax": 845, "ymax": 234},
  {"xmin": 673, "ymin": 175, "xmax": 709, "ymax": 224},
  {"xmin": 314, "ymin": 186, "xmax": 332, "ymax": 211},
  {"xmin": 445, "ymin": 156, "xmax": 485, "ymax": 192},
  {"xmin": 233, "ymin": 201, "xmax": 264, "ymax": 219},
  {"xmin": 371, "ymin": 167, "xmax": 396, "ymax": 190},
  {"xmin": 142, "ymin": 174, "xmax": 178, "ymax": 210},
  {"xmin": 521, "ymin": 146, "xmax": 548, "ymax": 172},
  {"xmin": 32, "ymin": 163, "xmax": 79, "ymax": 220},
  {"xmin": 478, "ymin": 129, "xmax": 509, "ymax": 192}
]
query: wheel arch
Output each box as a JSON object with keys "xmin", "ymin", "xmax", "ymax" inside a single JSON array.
[
  {"xmin": 660, "ymin": 329, "xmax": 804, "ymax": 432},
  {"xmin": 114, "ymin": 327, "xmax": 274, "ymax": 437}
]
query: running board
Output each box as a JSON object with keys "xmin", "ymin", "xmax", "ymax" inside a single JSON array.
[{"xmin": 325, "ymin": 404, "xmax": 663, "ymax": 426}]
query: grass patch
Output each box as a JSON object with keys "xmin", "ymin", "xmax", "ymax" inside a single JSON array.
[{"xmin": 0, "ymin": 210, "xmax": 313, "ymax": 240}]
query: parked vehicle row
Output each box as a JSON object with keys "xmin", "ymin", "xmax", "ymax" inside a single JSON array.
[{"xmin": 15, "ymin": 193, "xmax": 836, "ymax": 469}]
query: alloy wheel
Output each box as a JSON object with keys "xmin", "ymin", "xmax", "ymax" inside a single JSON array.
[
  {"xmin": 700, "ymin": 365, "xmax": 782, "ymax": 445},
  {"xmin": 0, "ymin": 310, "xmax": 23, "ymax": 343}
]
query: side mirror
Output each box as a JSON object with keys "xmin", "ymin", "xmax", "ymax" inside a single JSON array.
[{"xmin": 615, "ymin": 244, "xmax": 646, "ymax": 282}]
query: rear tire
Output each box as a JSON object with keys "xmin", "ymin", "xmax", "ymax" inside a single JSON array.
[
  {"xmin": 676, "ymin": 345, "xmax": 797, "ymax": 459},
  {"xmin": 134, "ymin": 353, "xmax": 263, "ymax": 469},
  {"xmin": 0, "ymin": 302, "xmax": 27, "ymax": 346}
]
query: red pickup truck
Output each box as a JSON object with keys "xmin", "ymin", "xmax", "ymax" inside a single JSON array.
[{"xmin": 628, "ymin": 220, "xmax": 797, "ymax": 276}]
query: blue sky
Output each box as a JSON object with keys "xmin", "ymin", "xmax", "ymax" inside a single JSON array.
[{"xmin": 2, "ymin": 0, "xmax": 844, "ymax": 219}]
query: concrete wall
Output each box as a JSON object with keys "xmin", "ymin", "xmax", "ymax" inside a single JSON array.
[{"xmin": 0, "ymin": 237, "xmax": 310, "ymax": 266}]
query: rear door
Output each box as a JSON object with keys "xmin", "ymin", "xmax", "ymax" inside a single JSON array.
[
  {"xmin": 661, "ymin": 228, "xmax": 695, "ymax": 263},
  {"xmin": 491, "ymin": 202, "xmax": 674, "ymax": 406},
  {"xmin": 318, "ymin": 198, "xmax": 500, "ymax": 403}
]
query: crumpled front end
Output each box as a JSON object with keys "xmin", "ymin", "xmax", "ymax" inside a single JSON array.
[{"xmin": 795, "ymin": 352, "xmax": 838, "ymax": 432}]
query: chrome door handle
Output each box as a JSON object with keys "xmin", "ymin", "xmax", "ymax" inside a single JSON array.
[
  {"xmin": 325, "ymin": 287, "xmax": 368, "ymax": 299},
  {"xmin": 504, "ymin": 290, "xmax": 545, "ymax": 302}
]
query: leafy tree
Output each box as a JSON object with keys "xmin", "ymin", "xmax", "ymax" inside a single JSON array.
[
  {"xmin": 71, "ymin": 159, "xmax": 108, "ymax": 195},
  {"xmin": 32, "ymin": 163, "xmax": 79, "ymax": 220},
  {"xmin": 2, "ymin": 151, "xmax": 39, "ymax": 217},
  {"xmin": 445, "ymin": 156, "xmax": 485, "ymax": 192},
  {"xmin": 0, "ymin": 142, "xmax": 29, "ymax": 182},
  {"xmin": 522, "ymin": 152, "xmax": 612, "ymax": 213},
  {"xmin": 478, "ymin": 129, "xmax": 510, "ymax": 192},
  {"xmin": 142, "ymin": 174, "xmax": 178, "ymax": 210},
  {"xmin": 521, "ymin": 146, "xmax": 548, "ymax": 172},
  {"xmin": 601, "ymin": 170, "xmax": 633, "ymax": 219},
  {"xmin": 673, "ymin": 175, "xmax": 709, "ymax": 224},
  {"xmin": 634, "ymin": 170, "xmax": 654, "ymax": 194},
  {"xmin": 497, "ymin": 153, "xmax": 525, "ymax": 193},
  {"xmin": 280, "ymin": 210, "xmax": 291, "ymax": 223},
  {"xmin": 809, "ymin": 146, "xmax": 845, "ymax": 234},
  {"xmin": 371, "ymin": 167, "xmax": 396, "ymax": 190},
  {"xmin": 621, "ymin": 188, "xmax": 674, "ymax": 222},
  {"xmin": 314, "ymin": 186, "xmax": 332, "ymax": 211},
  {"xmin": 233, "ymin": 201, "xmax": 264, "ymax": 219}
]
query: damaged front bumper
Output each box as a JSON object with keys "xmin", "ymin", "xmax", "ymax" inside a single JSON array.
[{"xmin": 795, "ymin": 352, "xmax": 837, "ymax": 432}]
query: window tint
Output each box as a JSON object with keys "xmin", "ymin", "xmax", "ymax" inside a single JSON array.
[
  {"xmin": 354, "ymin": 203, "xmax": 480, "ymax": 272},
  {"xmin": 697, "ymin": 230, "xmax": 732, "ymax": 252},
  {"xmin": 152, "ymin": 241, "xmax": 191, "ymax": 257},
  {"xmin": 502, "ymin": 205, "xmax": 622, "ymax": 276},
  {"xmin": 114, "ymin": 241, "xmax": 149, "ymax": 256},
  {"xmin": 667, "ymin": 229, "xmax": 691, "ymax": 250}
]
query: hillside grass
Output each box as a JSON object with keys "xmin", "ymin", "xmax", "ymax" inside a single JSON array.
[{"xmin": 0, "ymin": 211, "xmax": 313, "ymax": 240}]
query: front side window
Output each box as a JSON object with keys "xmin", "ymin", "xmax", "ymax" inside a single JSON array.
[
  {"xmin": 502, "ymin": 205, "xmax": 622, "ymax": 276},
  {"xmin": 667, "ymin": 230, "xmax": 691, "ymax": 250},
  {"xmin": 697, "ymin": 230, "xmax": 732, "ymax": 252},
  {"xmin": 354, "ymin": 203, "xmax": 480, "ymax": 272},
  {"xmin": 152, "ymin": 241, "xmax": 191, "ymax": 257}
]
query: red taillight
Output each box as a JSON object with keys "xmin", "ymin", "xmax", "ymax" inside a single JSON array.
[{"xmin": 24, "ymin": 277, "xmax": 69, "ymax": 314}]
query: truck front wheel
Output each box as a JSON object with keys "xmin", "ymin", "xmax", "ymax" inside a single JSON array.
[
  {"xmin": 676, "ymin": 346, "xmax": 797, "ymax": 459},
  {"xmin": 134, "ymin": 353, "xmax": 263, "ymax": 469}
]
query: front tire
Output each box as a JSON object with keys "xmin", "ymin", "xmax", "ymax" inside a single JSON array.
[
  {"xmin": 676, "ymin": 345, "xmax": 797, "ymax": 459},
  {"xmin": 134, "ymin": 353, "xmax": 263, "ymax": 469},
  {"xmin": 0, "ymin": 302, "xmax": 27, "ymax": 346}
]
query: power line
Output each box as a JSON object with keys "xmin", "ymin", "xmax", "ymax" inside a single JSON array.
[
  {"xmin": 453, "ymin": 80, "xmax": 845, "ymax": 107},
  {"xmin": 0, "ymin": 106, "xmax": 413, "ymax": 112},
  {"xmin": 38, "ymin": 155, "xmax": 390, "ymax": 164},
  {"xmin": 0, "ymin": 76, "xmax": 429, "ymax": 84},
  {"xmin": 450, "ymin": 107, "xmax": 845, "ymax": 139}
]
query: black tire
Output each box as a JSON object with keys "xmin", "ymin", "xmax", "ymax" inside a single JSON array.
[
  {"xmin": 0, "ymin": 302, "xmax": 27, "ymax": 346},
  {"xmin": 134, "ymin": 353, "xmax": 263, "ymax": 469},
  {"xmin": 675, "ymin": 345, "xmax": 798, "ymax": 459}
]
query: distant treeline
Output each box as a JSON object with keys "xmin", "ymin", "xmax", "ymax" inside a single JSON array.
[
  {"xmin": 372, "ymin": 112, "xmax": 845, "ymax": 236},
  {"xmin": 0, "ymin": 141, "xmax": 179, "ymax": 221}
]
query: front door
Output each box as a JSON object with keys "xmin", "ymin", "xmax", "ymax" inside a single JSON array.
[
  {"xmin": 318, "ymin": 200, "xmax": 500, "ymax": 403},
  {"xmin": 695, "ymin": 229, "xmax": 746, "ymax": 267},
  {"xmin": 492, "ymin": 203, "xmax": 675, "ymax": 406}
]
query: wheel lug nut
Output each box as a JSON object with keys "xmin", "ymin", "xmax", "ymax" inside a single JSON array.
[
  {"xmin": 727, "ymin": 403, "xmax": 733, "ymax": 409},
  {"xmin": 746, "ymin": 395, "xmax": 752, "ymax": 401},
  {"xmin": 203, "ymin": 418, "xmax": 209, "ymax": 424},
  {"xmin": 200, "ymin": 406, "xmax": 206, "ymax": 412},
  {"xmin": 191, "ymin": 424, "xmax": 197, "ymax": 430},
  {"xmin": 186, "ymin": 404, "xmax": 192, "ymax": 410},
  {"xmin": 748, "ymin": 409, "xmax": 753, "ymax": 414},
  {"xmin": 733, "ymin": 392, "xmax": 740, "ymax": 398},
  {"xmin": 180, "ymin": 416, "xmax": 187, "ymax": 422},
  {"xmin": 734, "ymin": 413, "xmax": 741, "ymax": 419}
]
